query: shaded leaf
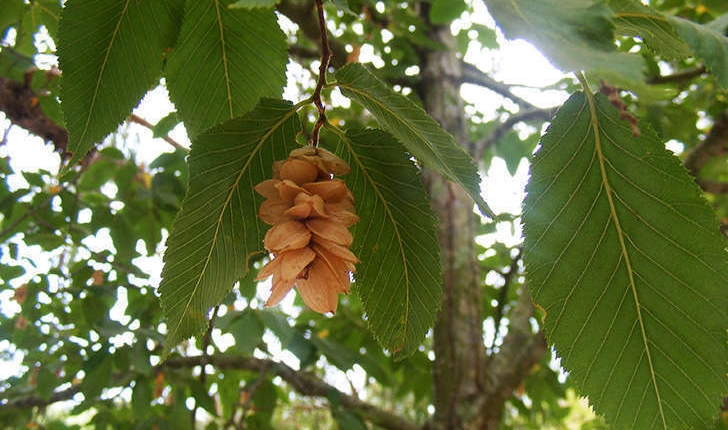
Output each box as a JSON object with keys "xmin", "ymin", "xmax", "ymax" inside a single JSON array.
[
  {"xmin": 159, "ymin": 99, "xmax": 300, "ymax": 353},
  {"xmin": 523, "ymin": 91, "xmax": 728, "ymax": 428},
  {"xmin": 59, "ymin": 0, "xmax": 182, "ymax": 167},
  {"xmin": 166, "ymin": 1, "xmax": 287, "ymax": 138},
  {"xmin": 667, "ymin": 15, "xmax": 728, "ymax": 88},
  {"xmin": 153, "ymin": 112, "xmax": 181, "ymax": 139},
  {"xmin": 430, "ymin": 0, "xmax": 467, "ymax": 25},
  {"xmin": 608, "ymin": 0, "xmax": 692, "ymax": 59},
  {"xmin": 485, "ymin": 0, "xmax": 644, "ymax": 80},
  {"xmin": 335, "ymin": 63, "xmax": 493, "ymax": 218},
  {"xmin": 333, "ymin": 128, "xmax": 442, "ymax": 358},
  {"xmin": 229, "ymin": 0, "xmax": 278, "ymax": 8}
]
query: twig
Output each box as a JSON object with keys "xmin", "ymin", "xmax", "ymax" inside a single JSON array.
[
  {"xmin": 473, "ymin": 108, "xmax": 553, "ymax": 160},
  {"xmin": 127, "ymin": 113, "xmax": 186, "ymax": 151},
  {"xmin": 646, "ymin": 65, "xmax": 706, "ymax": 85},
  {"xmin": 239, "ymin": 362, "xmax": 271, "ymax": 423},
  {"xmin": 459, "ymin": 62, "xmax": 539, "ymax": 110},
  {"xmin": 684, "ymin": 109, "xmax": 728, "ymax": 176},
  {"xmin": 482, "ymin": 287, "xmax": 547, "ymax": 427},
  {"xmin": 697, "ymin": 179, "xmax": 728, "ymax": 194},
  {"xmin": 0, "ymin": 195, "xmax": 54, "ymax": 242},
  {"xmin": 310, "ymin": 0, "xmax": 330, "ymax": 148},
  {"xmin": 191, "ymin": 305, "xmax": 220, "ymax": 428},
  {"xmin": 491, "ymin": 247, "xmax": 523, "ymax": 347}
]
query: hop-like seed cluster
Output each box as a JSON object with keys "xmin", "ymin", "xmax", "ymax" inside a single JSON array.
[{"xmin": 255, "ymin": 147, "xmax": 359, "ymax": 313}]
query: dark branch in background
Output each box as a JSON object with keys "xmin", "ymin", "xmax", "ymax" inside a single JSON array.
[
  {"xmin": 491, "ymin": 247, "xmax": 522, "ymax": 345},
  {"xmin": 191, "ymin": 306, "xmax": 220, "ymax": 428},
  {"xmin": 685, "ymin": 109, "xmax": 728, "ymax": 177},
  {"xmin": 310, "ymin": 0, "xmax": 331, "ymax": 147},
  {"xmin": 1, "ymin": 355, "xmax": 419, "ymax": 430},
  {"xmin": 473, "ymin": 108, "xmax": 554, "ymax": 160},
  {"xmin": 165, "ymin": 356, "xmax": 419, "ymax": 430},
  {"xmin": 127, "ymin": 114, "xmax": 186, "ymax": 151},
  {"xmin": 460, "ymin": 62, "xmax": 539, "ymax": 110},
  {"xmin": 0, "ymin": 74, "xmax": 68, "ymax": 155},
  {"xmin": 646, "ymin": 65, "xmax": 706, "ymax": 85},
  {"xmin": 697, "ymin": 179, "xmax": 728, "ymax": 194},
  {"xmin": 482, "ymin": 287, "xmax": 547, "ymax": 427}
]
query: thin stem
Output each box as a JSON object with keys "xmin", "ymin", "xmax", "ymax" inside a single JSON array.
[
  {"xmin": 128, "ymin": 114, "xmax": 187, "ymax": 152},
  {"xmin": 310, "ymin": 0, "xmax": 330, "ymax": 148}
]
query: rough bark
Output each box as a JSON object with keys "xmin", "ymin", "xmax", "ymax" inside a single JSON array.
[{"xmin": 419, "ymin": 20, "xmax": 489, "ymax": 430}]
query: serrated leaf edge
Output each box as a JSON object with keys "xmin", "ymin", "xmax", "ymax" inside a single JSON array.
[
  {"xmin": 335, "ymin": 67, "xmax": 494, "ymax": 218},
  {"xmin": 334, "ymin": 130, "xmax": 413, "ymax": 352},
  {"xmin": 163, "ymin": 106, "xmax": 298, "ymax": 346},
  {"xmin": 582, "ymin": 86, "xmax": 667, "ymax": 428},
  {"xmin": 76, "ymin": 0, "xmax": 131, "ymax": 151}
]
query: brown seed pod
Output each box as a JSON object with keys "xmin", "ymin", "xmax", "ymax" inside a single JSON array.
[{"xmin": 255, "ymin": 147, "xmax": 359, "ymax": 313}]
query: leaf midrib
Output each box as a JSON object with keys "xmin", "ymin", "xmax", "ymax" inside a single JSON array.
[
  {"xmin": 213, "ymin": 0, "xmax": 234, "ymax": 118},
  {"xmin": 583, "ymin": 89, "xmax": 667, "ymax": 427},
  {"xmin": 78, "ymin": 0, "xmax": 131, "ymax": 145},
  {"xmin": 336, "ymin": 79, "xmax": 488, "ymax": 215},
  {"xmin": 167, "ymin": 107, "xmax": 297, "ymax": 342},
  {"xmin": 339, "ymin": 131, "xmax": 411, "ymax": 352}
]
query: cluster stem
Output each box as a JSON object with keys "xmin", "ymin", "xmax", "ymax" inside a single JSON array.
[{"xmin": 311, "ymin": 0, "xmax": 330, "ymax": 147}]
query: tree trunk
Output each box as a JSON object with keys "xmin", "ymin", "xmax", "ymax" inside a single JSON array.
[
  {"xmin": 419, "ymin": 20, "xmax": 489, "ymax": 430},
  {"xmin": 419, "ymin": 14, "xmax": 547, "ymax": 430}
]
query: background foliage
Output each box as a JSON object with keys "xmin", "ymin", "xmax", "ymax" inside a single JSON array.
[{"xmin": 1, "ymin": 0, "xmax": 727, "ymax": 429}]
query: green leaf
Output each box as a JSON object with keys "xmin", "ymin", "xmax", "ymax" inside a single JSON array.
[
  {"xmin": 666, "ymin": 15, "xmax": 728, "ymax": 88},
  {"xmin": 430, "ymin": 0, "xmax": 467, "ymax": 25},
  {"xmin": 228, "ymin": 309, "xmax": 264, "ymax": 353},
  {"xmin": 523, "ymin": 91, "xmax": 728, "ymax": 428},
  {"xmin": 333, "ymin": 128, "xmax": 442, "ymax": 358},
  {"xmin": 159, "ymin": 99, "xmax": 300, "ymax": 354},
  {"xmin": 58, "ymin": 0, "xmax": 182, "ymax": 167},
  {"xmin": 485, "ymin": 0, "xmax": 644, "ymax": 80},
  {"xmin": 166, "ymin": 1, "xmax": 287, "ymax": 138},
  {"xmin": 608, "ymin": 0, "xmax": 692, "ymax": 59},
  {"xmin": 153, "ymin": 112, "xmax": 181, "ymax": 139},
  {"xmin": 335, "ymin": 63, "xmax": 493, "ymax": 218},
  {"xmin": 229, "ymin": 0, "xmax": 278, "ymax": 8}
]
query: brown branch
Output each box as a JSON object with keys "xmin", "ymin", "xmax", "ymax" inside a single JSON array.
[
  {"xmin": 459, "ymin": 62, "xmax": 539, "ymax": 110},
  {"xmin": 167, "ymin": 355, "xmax": 419, "ymax": 430},
  {"xmin": 2, "ymin": 354, "xmax": 418, "ymax": 430},
  {"xmin": 646, "ymin": 65, "xmax": 706, "ymax": 85},
  {"xmin": 474, "ymin": 108, "xmax": 554, "ymax": 160},
  {"xmin": 482, "ymin": 287, "xmax": 547, "ymax": 427},
  {"xmin": 697, "ymin": 179, "xmax": 728, "ymax": 194},
  {"xmin": 1, "ymin": 384, "xmax": 82, "ymax": 409},
  {"xmin": 0, "ymin": 75, "xmax": 68, "ymax": 156},
  {"xmin": 684, "ymin": 109, "xmax": 728, "ymax": 176},
  {"xmin": 491, "ymin": 247, "xmax": 523, "ymax": 346},
  {"xmin": 127, "ymin": 113, "xmax": 186, "ymax": 151}
]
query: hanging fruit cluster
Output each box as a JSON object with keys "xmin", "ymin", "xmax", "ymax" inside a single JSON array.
[{"xmin": 255, "ymin": 147, "xmax": 359, "ymax": 313}]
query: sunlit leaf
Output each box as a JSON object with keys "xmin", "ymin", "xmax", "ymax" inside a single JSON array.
[
  {"xmin": 159, "ymin": 99, "xmax": 300, "ymax": 353},
  {"xmin": 166, "ymin": 0, "xmax": 287, "ymax": 138},
  {"xmin": 335, "ymin": 63, "xmax": 493, "ymax": 218},
  {"xmin": 608, "ymin": 0, "xmax": 692, "ymax": 59},
  {"xmin": 667, "ymin": 15, "xmax": 728, "ymax": 88},
  {"xmin": 485, "ymin": 0, "xmax": 644, "ymax": 80},
  {"xmin": 333, "ymin": 128, "xmax": 442, "ymax": 358},
  {"xmin": 523, "ymin": 91, "xmax": 728, "ymax": 428},
  {"xmin": 59, "ymin": 0, "xmax": 182, "ymax": 167}
]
